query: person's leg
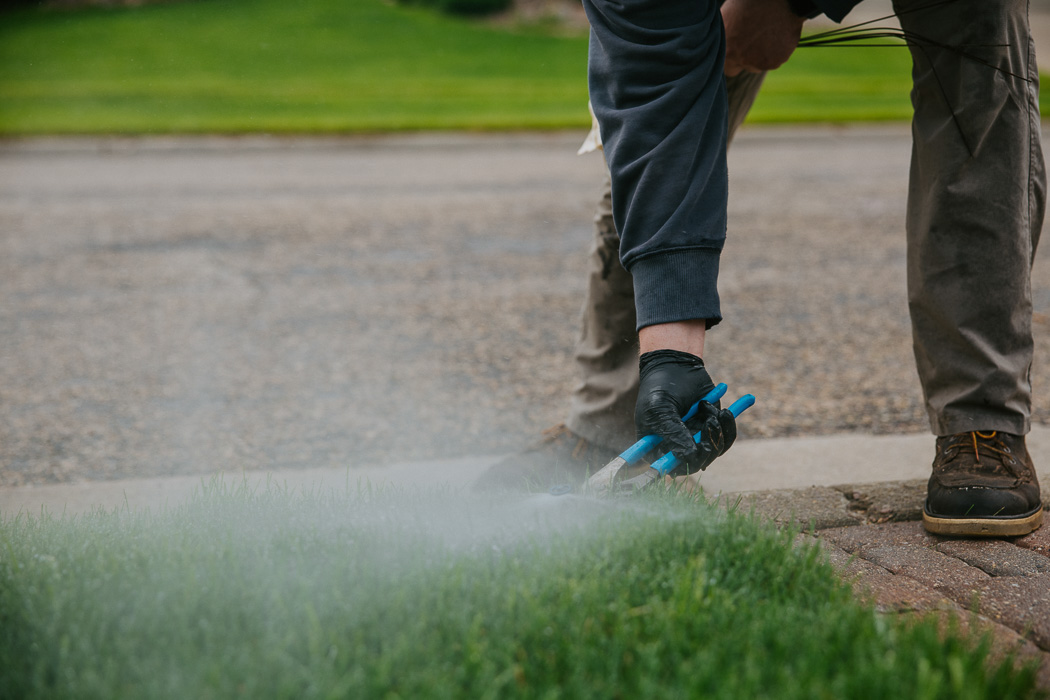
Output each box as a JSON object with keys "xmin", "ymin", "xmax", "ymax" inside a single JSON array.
[
  {"xmin": 727, "ymin": 71, "xmax": 768, "ymax": 142},
  {"xmin": 899, "ymin": 0, "xmax": 1045, "ymax": 436},
  {"xmin": 895, "ymin": 0, "xmax": 1045, "ymax": 534},
  {"xmin": 566, "ymin": 70, "xmax": 767, "ymax": 450},
  {"xmin": 564, "ymin": 172, "xmax": 640, "ymax": 448}
]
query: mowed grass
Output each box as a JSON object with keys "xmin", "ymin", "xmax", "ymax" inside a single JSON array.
[
  {"xmin": 4, "ymin": 0, "xmax": 1025, "ymax": 134},
  {"xmin": 0, "ymin": 0, "xmax": 590, "ymax": 134},
  {"xmin": 0, "ymin": 482, "xmax": 1041, "ymax": 699},
  {"xmin": 752, "ymin": 45, "xmax": 916, "ymax": 122}
]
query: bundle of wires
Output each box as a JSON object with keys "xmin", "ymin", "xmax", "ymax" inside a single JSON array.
[{"xmin": 796, "ymin": 0, "xmax": 1029, "ymax": 83}]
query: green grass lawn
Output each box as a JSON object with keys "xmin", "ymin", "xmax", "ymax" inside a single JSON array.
[
  {"xmin": 0, "ymin": 0, "xmax": 975, "ymax": 135},
  {"xmin": 0, "ymin": 482, "xmax": 1041, "ymax": 699},
  {"xmin": 753, "ymin": 45, "xmax": 917, "ymax": 122},
  {"xmin": 0, "ymin": 0, "xmax": 590, "ymax": 134}
]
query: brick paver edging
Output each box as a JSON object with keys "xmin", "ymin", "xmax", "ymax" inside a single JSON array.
[{"xmin": 725, "ymin": 480, "xmax": 1050, "ymax": 689}]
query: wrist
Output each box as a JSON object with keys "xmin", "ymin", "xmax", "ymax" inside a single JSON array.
[
  {"xmin": 638, "ymin": 320, "xmax": 706, "ymax": 356},
  {"xmin": 639, "ymin": 349, "xmax": 705, "ymax": 372}
]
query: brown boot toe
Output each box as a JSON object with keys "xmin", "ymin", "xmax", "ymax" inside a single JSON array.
[{"xmin": 923, "ymin": 431, "xmax": 1044, "ymax": 537}]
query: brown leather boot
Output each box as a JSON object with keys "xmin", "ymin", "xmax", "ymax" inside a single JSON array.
[
  {"xmin": 923, "ymin": 431, "xmax": 1044, "ymax": 537},
  {"xmin": 472, "ymin": 425, "xmax": 621, "ymax": 493}
]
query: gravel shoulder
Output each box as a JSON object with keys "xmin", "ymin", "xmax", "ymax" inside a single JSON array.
[{"xmin": 3, "ymin": 127, "xmax": 1050, "ymax": 487}]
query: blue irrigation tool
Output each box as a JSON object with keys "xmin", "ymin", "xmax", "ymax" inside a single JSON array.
[
  {"xmin": 649, "ymin": 394, "xmax": 755, "ymax": 476},
  {"xmin": 585, "ymin": 383, "xmax": 728, "ymax": 493},
  {"xmin": 610, "ymin": 393, "xmax": 755, "ymax": 494}
]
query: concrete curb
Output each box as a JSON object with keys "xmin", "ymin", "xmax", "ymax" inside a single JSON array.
[{"xmin": 3, "ymin": 430, "xmax": 1048, "ymax": 519}]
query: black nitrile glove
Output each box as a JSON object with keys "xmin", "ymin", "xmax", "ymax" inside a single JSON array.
[
  {"xmin": 635, "ymin": 350, "xmax": 738, "ymax": 475},
  {"xmin": 678, "ymin": 400, "xmax": 737, "ymax": 476}
]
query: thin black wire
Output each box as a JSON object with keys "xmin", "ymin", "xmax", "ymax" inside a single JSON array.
[
  {"xmin": 794, "ymin": 0, "xmax": 1030, "ymax": 83},
  {"xmin": 798, "ymin": 0, "xmax": 958, "ymax": 44}
]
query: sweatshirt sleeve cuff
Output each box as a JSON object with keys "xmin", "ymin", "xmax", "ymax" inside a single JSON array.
[{"xmin": 628, "ymin": 249, "xmax": 722, "ymax": 331}]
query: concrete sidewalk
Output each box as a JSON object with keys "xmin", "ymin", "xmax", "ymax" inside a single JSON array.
[{"xmin": 3, "ymin": 427, "xmax": 1047, "ymax": 518}]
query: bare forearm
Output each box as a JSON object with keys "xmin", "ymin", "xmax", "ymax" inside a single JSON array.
[{"xmin": 638, "ymin": 320, "xmax": 707, "ymax": 357}]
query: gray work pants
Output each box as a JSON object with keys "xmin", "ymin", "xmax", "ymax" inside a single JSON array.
[{"xmin": 566, "ymin": 0, "xmax": 1046, "ymax": 449}]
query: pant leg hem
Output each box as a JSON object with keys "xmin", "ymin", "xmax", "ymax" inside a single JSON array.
[{"xmin": 930, "ymin": 415, "xmax": 1030, "ymax": 437}]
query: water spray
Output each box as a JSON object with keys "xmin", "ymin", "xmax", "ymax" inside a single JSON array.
[{"xmin": 583, "ymin": 384, "xmax": 756, "ymax": 497}]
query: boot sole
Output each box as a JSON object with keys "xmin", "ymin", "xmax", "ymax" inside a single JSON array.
[{"xmin": 922, "ymin": 506, "xmax": 1044, "ymax": 537}]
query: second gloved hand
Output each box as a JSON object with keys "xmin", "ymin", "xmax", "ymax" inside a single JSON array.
[{"xmin": 635, "ymin": 349, "xmax": 738, "ymax": 475}]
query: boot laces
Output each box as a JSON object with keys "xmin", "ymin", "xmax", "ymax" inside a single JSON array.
[{"xmin": 945, "ymin": 431, "xmax": 1018, "ymax": 474}]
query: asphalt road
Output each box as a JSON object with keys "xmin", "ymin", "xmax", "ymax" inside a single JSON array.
[{"xmin": 4, "ymin": 127, "xmax": 1050, "ymax": 487}]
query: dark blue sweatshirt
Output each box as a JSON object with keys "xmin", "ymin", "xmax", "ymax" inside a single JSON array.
[{"xmin": 584, "ymin": 0, "xmax": 862, "ymax": 330}]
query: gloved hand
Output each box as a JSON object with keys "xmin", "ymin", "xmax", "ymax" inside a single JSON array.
[{"xmin": 635, "ymin": 349, "xmax": 738, "ymax": 475}]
